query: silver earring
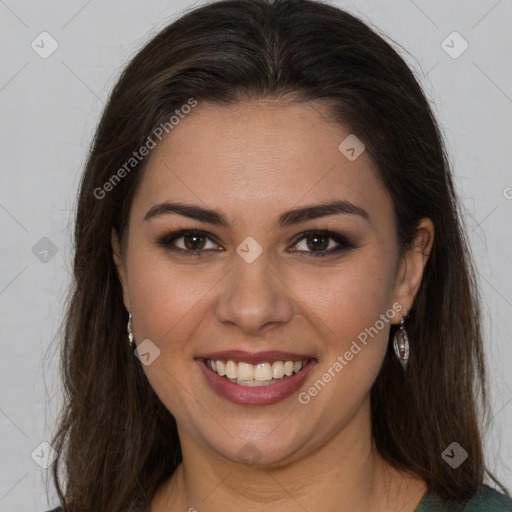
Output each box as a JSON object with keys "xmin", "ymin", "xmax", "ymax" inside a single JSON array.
[
  {"xmin": 393, "ymin": 313, "xmax": 409, "ymax": 370},
  {"xmin": 127, "ymin": 313, "xmax": 134, "ymax": 347}
]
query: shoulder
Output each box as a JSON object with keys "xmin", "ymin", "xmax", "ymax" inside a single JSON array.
[
  {"xmin": 417, "ymin": 485, "xmax": 512, "ymax": 511},
  {"xmin": 462, "ymin": 485, "xmax": 512, "ymax": 511}
]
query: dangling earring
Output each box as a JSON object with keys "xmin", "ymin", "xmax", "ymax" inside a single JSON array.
[
  {"xmin": 127, "ymin": 313, "xmax": 134, "ymax": 347},
  {"xmin": 393, "ymin": 312, "xmax": 409, "ymax": 370}
]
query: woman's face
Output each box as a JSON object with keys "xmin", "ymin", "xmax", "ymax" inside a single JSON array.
[{"xmin": 113, "ymin": 100, "xmax": 430, "ymax": 467}]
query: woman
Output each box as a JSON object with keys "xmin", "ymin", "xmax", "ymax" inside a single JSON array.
[{"xmin": 46, "ymin": 0, "xmax": 512, "ymax": 510}]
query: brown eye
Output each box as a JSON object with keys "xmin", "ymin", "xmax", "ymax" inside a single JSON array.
[
  {"xmin": 305, "ymin": 233, "xmax": 330, "ymax": 252},
  {"xmin": 182, "ymin": 233, "xmax": 207, "ymax": 250},
  {"xmin": 291, "ymin": 230, "xmax": 353, "ymax": 257},
  {"xmin": 158, "ymin": 230, "xmax": 221, "ymax": 254}
]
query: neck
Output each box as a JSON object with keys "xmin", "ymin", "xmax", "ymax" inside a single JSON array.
[{"xmin": 150, "ymin": 398, "xmax": 427, "ymax": 511}]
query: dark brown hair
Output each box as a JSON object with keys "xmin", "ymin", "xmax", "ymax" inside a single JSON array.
[{"xmin": 47, "ymin": 0, "xmax": 508, "ymax": 510}]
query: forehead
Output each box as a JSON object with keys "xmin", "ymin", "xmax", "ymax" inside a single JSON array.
[{"xmin": 131, "ymin": 101, "xmax": 392, "ymax": 230}]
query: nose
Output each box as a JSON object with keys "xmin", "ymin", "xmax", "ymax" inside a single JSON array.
[{"xmin": 214, "ymin": 250, "xmax": 296, "ymax": 336}]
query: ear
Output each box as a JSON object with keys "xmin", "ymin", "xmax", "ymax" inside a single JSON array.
[
  {"xmin": 112, "ymin": 229, "xmax": 131, "ymax": 312},
  {"xmin": 391, "ymin": 218, "xmax": 434, "ymax": 323}
]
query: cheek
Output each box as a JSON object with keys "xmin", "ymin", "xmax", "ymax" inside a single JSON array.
[
  {"xmin": 294, "ymin": 257, "xmax": 395, "ymax": 421},
  {"xmin": 127, "ymin": 248, "xmax": 219, "ymax": 353},
  {"xmin": 297, "ymin": 251, "xmax": 396, "ymax": 341},
  {"xmin": 294, "ymin": 253, "xmax": 397, "ymax": 410},
  {"xmin": 126, "ymin": 252, "xmax": 220, "ymax": 423}
]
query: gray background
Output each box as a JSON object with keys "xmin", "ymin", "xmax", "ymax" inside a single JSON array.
[{"xmin": 0, "ymin": 0, "xmax": 511, "ymax": 510}]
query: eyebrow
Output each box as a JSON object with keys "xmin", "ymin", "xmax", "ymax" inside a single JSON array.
[{"xmin": 143, "ymin": 199, "xmax": 369, "ymax": 228}]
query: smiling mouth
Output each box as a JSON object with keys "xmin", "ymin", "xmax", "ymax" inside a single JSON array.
[{"xmin": 203, "ymin": 358, "xmax": 311, "ymax": 387}]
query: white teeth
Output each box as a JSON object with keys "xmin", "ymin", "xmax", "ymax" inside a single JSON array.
[
  {"xmin": 237, "ymin": 362, "xmax": 254, "ymax": 381},
  {"xmin": 254, "ymin": 362, "xmax": 272, "ymax": 381},
  {"xmin": 206, "ymin": 358, "xmax": 308, "ymax": 384},
  {"xmin": 272, "ymin": 361, "xmax": 285, "ymax": 379},
  {"xmin": 225, "ymin": 360, "xmax": 238, "ymax": 379}
]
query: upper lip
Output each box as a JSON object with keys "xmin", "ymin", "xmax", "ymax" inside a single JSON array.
[{"xmin": 196, "ymin": 350, "xmax": 314, "ymax": 364}]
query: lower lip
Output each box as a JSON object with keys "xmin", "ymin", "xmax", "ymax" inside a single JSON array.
[{"xmin": 196, "ymin": 359, "xmax": 316, "ymax": 406}]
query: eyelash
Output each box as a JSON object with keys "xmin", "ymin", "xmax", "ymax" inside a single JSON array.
[{"xmin": 157, "ymin": 229, "xmax": 354, "ymax": 258}]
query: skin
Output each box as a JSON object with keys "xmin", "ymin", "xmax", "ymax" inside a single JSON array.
[{"xmin": 112, "ymin": 100, "xmax": 434, "ymax": 512}]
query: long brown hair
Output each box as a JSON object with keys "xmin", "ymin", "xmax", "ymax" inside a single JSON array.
[{"xmin": 47, "ymin": 0, "xmax": 508, "ymax": 509}]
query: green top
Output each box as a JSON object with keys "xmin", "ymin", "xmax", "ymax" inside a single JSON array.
[
  {"xmin": 414, "ymin": 485, "xmax": 512, "ymax": 511},
  {"xmin": 46, "ymin": 486, "xmax": 512, "ymax": 511}
]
